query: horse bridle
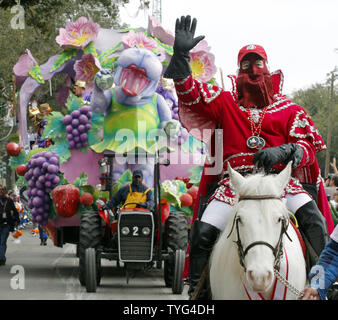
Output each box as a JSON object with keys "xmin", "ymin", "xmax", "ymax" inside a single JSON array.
[{"xmin": 227, "ymin": 195, "xmax": 292, "ymax": 272}]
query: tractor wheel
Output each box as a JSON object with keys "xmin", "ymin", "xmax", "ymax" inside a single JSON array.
[
  {"xmin": 163, "ymin": 211, "xmax": 188, "ymax": 288},
  {"xmin": 85, "ymin": 248, "xmax": 97, "ymax": 293},
  {"xmin": 79, "ymin": 210, "xmax": 102, "ymax": 286},
  {"xmin": 172, "ymin": 249, "xmax": 185, "ymax": 294}
]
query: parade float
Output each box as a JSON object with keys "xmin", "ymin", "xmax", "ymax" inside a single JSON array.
[{"xmin": 7, "ymin": 16, "xmax": 218, "ymax": 291}]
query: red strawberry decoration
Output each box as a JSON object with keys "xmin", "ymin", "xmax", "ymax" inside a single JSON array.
[
  {"xmin": 187, "ymin": 186, "xmax": 198, "ymax": 201},
  {"xmin": 180, "ymin": 193, "xmax": 193, "ymax": 207},
  {"xmin": 6, "ymin": 142, "xmax": 21, "ymax": 157},
  {"xmin": 80, "ymin": 192, "xmax": 94, "ymax": 207},
  {"xmin": 16, "ymin": 164, "xmax": 27, "ymax": 176},
  {"xmin": 51, "ymin": 184, "xmax": 80, "ymax": 217}
]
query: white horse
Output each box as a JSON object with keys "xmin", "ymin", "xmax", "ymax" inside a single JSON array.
[{"xmin": 209, "ymin": 162, "xmax": 307, "ymax": 300}]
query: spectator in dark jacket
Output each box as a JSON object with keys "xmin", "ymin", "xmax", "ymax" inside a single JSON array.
[{"xmin": 0, "ymin": 185, "xmax": 19, "ymax": 265}]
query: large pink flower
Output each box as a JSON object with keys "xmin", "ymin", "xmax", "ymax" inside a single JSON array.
[
  {"xmin": 189, "ymin": 40, "xmax": 217, "ymax": 82},
  {"xmin": 122, "ymin": 30, "xmax": 166, "ymax": 62},
  {"xmin": 147, "ymin": 15, "xmax": 174, "ymax": 46},
  {"xmin": 56, "ymin": 17, "xmax": 100, "ymax": 49},
  {"xmin": 13, "ymin": 49, "xmax": 38, "ymax": 77},
  {"xmin": 74, "ymin": 53, "xmax": 101, "ymax": 85}
]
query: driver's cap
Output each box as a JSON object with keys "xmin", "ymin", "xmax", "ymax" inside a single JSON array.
[{"xmin": 132, "ymin": 169, "xmax": 143, "ymax": 178}]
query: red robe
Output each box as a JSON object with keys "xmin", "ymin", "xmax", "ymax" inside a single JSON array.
[{"xmin": 175, "ymin": 70, "xmax": 334, "ymax": 278}]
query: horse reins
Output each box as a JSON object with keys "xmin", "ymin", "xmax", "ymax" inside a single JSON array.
[
  {"xmin": 226, "ymin": 194, "xmax": 304, "ymax": 298},
  {"xmin": 228, "ymin": 195, "xmax": 291, "ymax": 271}
]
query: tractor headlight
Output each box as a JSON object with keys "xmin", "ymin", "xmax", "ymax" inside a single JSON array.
[
  {"xmin": 121, "ymin": 226, "xmax": 130, "ymax": 235},
  {"xmin": 142, "ymin": 227, "xmax": 151, "ymax": 236}
]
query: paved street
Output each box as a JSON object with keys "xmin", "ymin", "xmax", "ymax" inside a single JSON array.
[{"xmin": 0, "ymin": 225, "xmax": 189, "ymax": 300}]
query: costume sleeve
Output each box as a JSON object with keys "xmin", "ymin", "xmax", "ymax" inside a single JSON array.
[
  {"xmin": 308, "ymin": 233, "xmax": 338, "ymax": 300},
  {"xmin": 287, "ymin": 108, "xmax": 326, "ymax": 168},
  {"xmin": 174, "ymin": 75, "xmax": 224, "ymax": 143}
]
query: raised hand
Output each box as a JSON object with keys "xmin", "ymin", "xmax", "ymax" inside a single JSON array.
[
  {"xmin": 173, "ymin": 15, "xmax": 205, "ymax": 55},
  {"xmin": 164, "ymin": 15, "xmax": 205, "ymax": 79}
]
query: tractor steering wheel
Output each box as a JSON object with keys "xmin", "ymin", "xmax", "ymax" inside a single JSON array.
[{"xmin": 122, "ymin": 202, "xmax": 147, "ymax": 209}]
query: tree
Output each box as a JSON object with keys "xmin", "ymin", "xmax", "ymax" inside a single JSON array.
[{"xmin": 291, "ymin": 79, "xmax": 338, "ymax": 174}]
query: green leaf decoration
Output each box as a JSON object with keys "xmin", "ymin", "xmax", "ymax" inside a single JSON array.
[
  {"xmin": 25, "ymin": 148, "xmax": 47, "ymax": 162},
  {"xmin": 47, "ymin": 140, "xmax": 71, "ymax": 164},
  {"xmin": 188, "ymin": 165, "xmax": 204, "ymax": 185},
  {"xmin": 113, "ymin": 169, "xmax": 132, "ymax": 193},
  {"xmin": 57, "ymin": 171, "xmax": 69, "ymax": 186},
  {"xmin": 65, "ymin": 91, "xmax": 83, "ymax": 113},
  {"xmin": 98, "ymin": 42, "xmax": 122, "ymax": 65},
  {"xmin": 8, "ymin": 149, "xmax": 26, "ymax": 169},
  {"xmin": 160, "ymin": 179, "xmax": 188, "ymax": 207},
  {"xmin": 180, "ymin": 206, "xmax": 193, "ymax": 217},
  {"xmin": 41, "ymin": 111, "xmax": 64, "ymax": 140},
  {"xmin": 83, "ymin": 41, "xmax": 98, "ymax": 58},
  {"xmin": 72, "ymin": 172, "xmax": 88, "ymax": 187},
  {"xmin": 29, "ymin": 65, "xmax": 45, "ymax": 84},
  {"xmin": 100, "ymin": 56, "xmax": 118, "ymax": 70},
  {"xmin": 79, "ymin": 185, "xmax": 95, "ymax": 195},
  {"xmin": 14, "ymin": 175, "xmax": 28, "ymax": 188},
  {"xmin": 93, "ymin": 189, "xmax": 109, "ymax": 202},
  {"xmin": 87, "ymin": 112, "xmax": 104, "ymax": 147},
  {"xmin": 50, "ymin": 49, "xmax": 78, "ymax": 73}
]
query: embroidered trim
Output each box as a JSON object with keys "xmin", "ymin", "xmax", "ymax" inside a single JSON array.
[
  {"xmin": 176, "ymin": 81, "xmax": 195, "ymax": 95},
  {"xmin": 196, "ymin": 80, "xmax": 223, "ymax": 103},
  {"xmin": 296, "ymin": 140, "xmax": 311, "ymax": 164},
  {"xmin": 180, "ymin": 95, "xmax": 201, "ymax": 106},
  {"xmin": 175, "ymin": 76, "xmax": 190, "ymax": 85},
  {"xmin": 238, "ymin": 96, "xmax": 291, "ymax": 115},
  {"xmin": 223, "ymin": 153, "xmax": 254, "ymax": 165},
  {"xmin": 289, "ymin": 111, "xmax": 325, "ymax": 149},
  {"xmin": 271, "ymin": 69, "xmax": 284, "ymax": 94}
]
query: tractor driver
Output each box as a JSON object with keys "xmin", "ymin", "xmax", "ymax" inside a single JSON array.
[{"xmin": 102, "ymin": 170, "xmax": 154, "ymax": 212}]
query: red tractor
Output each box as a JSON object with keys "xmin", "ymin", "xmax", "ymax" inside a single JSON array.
[{"xmin": 78, "ymin": 151, "xmax": 189, "ymax": 294}]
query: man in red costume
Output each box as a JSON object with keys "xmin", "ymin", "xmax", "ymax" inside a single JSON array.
[{"xmin": 164, "ymin": 16, "xmax": 334, "ymax": 299}]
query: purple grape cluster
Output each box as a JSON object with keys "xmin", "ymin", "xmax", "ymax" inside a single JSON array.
[
  {"xmin": 62, "ymin": 106, "xmax": 92, "ymax": 149},
  {"xmin": 24, "ymin": 151, "xmax": 60, "ymax": 226}
]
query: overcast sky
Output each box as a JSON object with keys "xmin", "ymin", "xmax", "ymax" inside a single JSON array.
[{"xmin": 120, "ymin": 0, "xmax": 338, "ymax": 95}]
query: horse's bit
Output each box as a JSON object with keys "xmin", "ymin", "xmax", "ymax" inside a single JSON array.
[{"xmin": 227, "ymin": 195, "xmax": 292, "ymax": 272}]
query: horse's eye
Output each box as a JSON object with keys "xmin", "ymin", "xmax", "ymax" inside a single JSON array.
[
  {"xmin": 277, "ymin": 217, "xmax": 284, "ymax": 223},
  {"xmin": 236, "ymin": 216, "xmax": 242, "ymax": 224}
]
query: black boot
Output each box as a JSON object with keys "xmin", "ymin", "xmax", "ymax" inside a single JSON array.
[
  {"xmin": 295, "ymin": 200, "xmax": 328, "ymax": 265},
  {"xmin": 188, "ymin": 220, "xmax": 220, "ymax": 300}
]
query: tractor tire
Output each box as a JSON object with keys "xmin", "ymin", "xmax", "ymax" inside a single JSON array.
[
  {"xmin": 163, "ymin": 211, "xmax": 188, "ymax": 288},
  {"xmin": 85, "ymin": 248, "xmax": 97, "ymax": 293},
  {"xmin": 172, "ymin": 249, "xmax": 185, "ymax": 294},
  {"xmin": 79, "ymin": 210, "xmax": 102, "ymax": 286}
]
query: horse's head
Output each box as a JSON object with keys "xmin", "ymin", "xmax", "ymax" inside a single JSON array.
[{"xmin": 227, "ymin": 162, "xmax": 292, "ymax": 292}]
